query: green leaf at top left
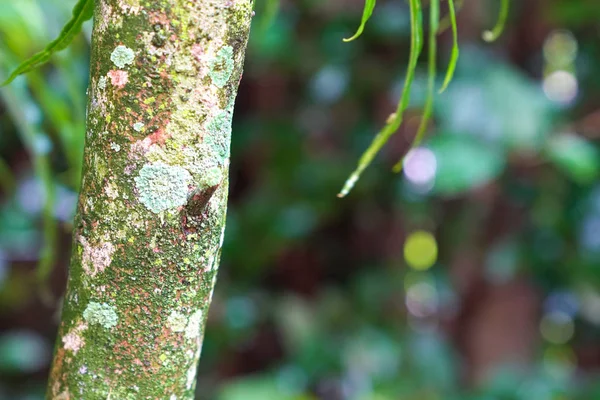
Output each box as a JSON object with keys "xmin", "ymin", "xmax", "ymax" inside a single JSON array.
[
  {"xmin": 343, "ymin": 0, "xmax": 376, "ymax": 42},
  {"xmin": 1, "ymin": 0, "xmax": 94, "ymax": 86}
]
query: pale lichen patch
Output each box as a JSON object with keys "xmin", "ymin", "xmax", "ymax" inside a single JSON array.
[
  {"xmin": 208, "ymin": 46, "xmax": 234, "ymax": 88},
  {"xmin": 110, "ymin": 45, "xmax": 135, "ymax": 69},
  {"xmin": 173, "ymin": 52, "xmax": 195, "ymax": 74},
  {"xmin": 95, "ymin": 1, "xmax": 114, "ymax": 34},
  {"xmin": 133, "ymin": 122, "xmax": 144, "ymax": 132},
  {"xmin": 79, "ymin": 236, "xmax": 115, "ymax": 276},
  {"xmin": 168, "ymin": 309, "xmax": 205, "ymax": 340},
  {"xmin": 200, "ymin": 166, "xmax": 223, "ymax": 189},
  {"xmin": 105, "ymin": 182, "xmax": 119, "ymax": 200},
  {"xmin": 119, "ymin": 0, "xmax": 141, "ymax": 15},
  {"xmin": 98, "ymin": 76, "xmax": 107, "ymax": 90},
  {"xmin": 134, "ymin": 162, "xmax": 192, "ymax": 213},
  {"xmin": 204, "ymin": 111, "xmax": 233, "ymax": 162},
  {"xmin": 185, "ymin": 310, "xmax": 204, "ymax": 339},
  {"xmin": 83, "ymin": 302, "xmax": 118, "ymax": 329},
  {"xmin": 167, "ymin": 311, "xmax": 187, "ymax": 333},
  {"xmin": 62, "ymin": 323, "xmax": 88, "ymax": 354}
]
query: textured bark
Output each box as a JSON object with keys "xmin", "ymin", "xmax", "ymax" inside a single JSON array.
[{"xmin": 47, "ymin": 1, "xmax": 253, "ymax": 398}]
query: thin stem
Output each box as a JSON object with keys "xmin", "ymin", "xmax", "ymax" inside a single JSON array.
[
  {"xmin": 439, "ymin": 0, "xmax": 459, "ymax": 93},
  {"xmin": 483, "ymin": 0, "xmax": 510, "ymax": 42},
  {"xmin": 393, "ymin": 0, "xmax": 440, "ymax": 173},
  {"xmin": 338, "ymin": 0, "xmax": 423, "ymax": 197}
]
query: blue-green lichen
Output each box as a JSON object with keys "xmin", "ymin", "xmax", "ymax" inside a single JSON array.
[
  {"xmin": 110, "ymin": 45, "xmax": 135, "ymax": 69},
  {"xmin": 204, "ymin": 111, "xmax": 232, "ymax": 162},
  {"xmin": 208, "ymin": 46, "xmax": 234, "ymax": 88},
  {"xmin": 133, "ymin": 122, "xmax": 144, "ymax": 132},
  {"xmin": 134, "ymin": 162, "xmax": 192, "ymax": 214},
  {"xmin": 200, "ymin": 166, "xmax": 223, "ymax": 189},
  {"xmin": 83, "ymin": 302, "xmax": 118, "ymax": 329}
]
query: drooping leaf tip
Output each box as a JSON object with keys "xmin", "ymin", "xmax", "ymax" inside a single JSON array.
[
  {"xmin": 343, "ymin": 0, "xmax": 376, "ymax": 44},
  {"xmin": 337, "ymin": 174, "xmax": 359, "ymax": 198},
  {"xmin": 483, "ymin": 0, "xmax": 509, "ymax": 43}
]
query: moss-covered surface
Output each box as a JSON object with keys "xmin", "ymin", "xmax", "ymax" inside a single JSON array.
[{"xmin": 47, "ymin": 1, "xmax": 253, "ymax": 398}]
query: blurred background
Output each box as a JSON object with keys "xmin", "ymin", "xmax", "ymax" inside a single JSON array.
[{"xmin": 1, "ymin": 0, "xmax": 600, "ymax": 398}]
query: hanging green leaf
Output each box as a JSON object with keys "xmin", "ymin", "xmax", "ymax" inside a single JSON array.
[
  {"xmin": 393, "ymin": 0, "xmax": 440, "ymax": 173},
  {"xmin": 1, "ymin": 0, "xmax": 94, "ymax": 86},
  {"xmin": 439, "ymin": 0, "xmax": 459, "ymax": 93},
  {"xmin": 338, "ymin": 0, "xmax": 423, "ymax": 197},
  {"xmin": 483, "ymin": 0, "xmax": 510, "ymax": 42},
  {"xmin": 343, "ymin": 0, "xmax": 377, "ymax": 42},
  {"xmin": 438, "ymin": 0, "xmax": 464, "ymax": 34}
]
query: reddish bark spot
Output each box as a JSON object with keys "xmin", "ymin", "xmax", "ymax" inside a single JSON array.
[
  {"xmin": 191, "ymin": 43, "xmax": 203, "ymax": 62},
  {"xmin": 49, "ymin": 347, "xmax": 66, "ymax": 391},
  {"xmin": 149, "ymin": 11, "xmax": 169, "ymax": 25},
  {"xmin": 108, "ymin": 70, "xmax": 129, "ymax": 88},
  {"xmin": 145, "ymin": 127, "xmax": 171, "ymax": 146}
]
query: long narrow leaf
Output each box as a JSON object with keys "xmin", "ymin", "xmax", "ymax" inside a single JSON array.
[
  {"xmin": 438, "ymin": 0, "xmax": 464, "ymax": 34},
  {"xmin": 343, "ymin": 0, "xmax": 377, "ymax": 42},
  {"xmin": 1, "ymin": 0, "xmax": 94, "ymax": 86},
  {"xmin": 483, "ymin": 0, "xmax": 510, "ymax": 42},
  {"xmin": 439, "ymin": 0, "xmax": 459, "ymax": 93},
  {"xmin": 338, "ymin": 0, "xmax": 423, "ymax": 197},
  {"xmin": 393, "ymin": 0, "xmax": 440, "ymax": 173}
]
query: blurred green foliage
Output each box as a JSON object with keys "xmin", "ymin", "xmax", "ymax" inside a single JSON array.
[{"xmin": 1, "ymin": 0, "xmax": 600, "ymax": 399}]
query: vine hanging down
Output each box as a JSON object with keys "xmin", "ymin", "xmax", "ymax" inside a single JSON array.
[
  {"xmin": 338, "ymin": 0, "xmax": 510, "ymax": 197},
  {"xmin": 0, "ymin": 0, "xmax": 511, "ymax": 202}
]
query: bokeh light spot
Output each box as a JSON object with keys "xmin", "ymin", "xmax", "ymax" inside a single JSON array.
[
  {"xmin": 543, "ymin": 71, "xmax": 578, "ymax": 104},
  {"xmin": 403, "ymin": 147, "xmax": 437, "ymax": 186},
  {"xmin": 543, "ymin": 30, "xmax": 578, "ymax": 67},
  {"xmin": 540, "ymin": 311, "xmax": 575, "ymax": 345},
  {"xmin": 406, "ymin": 281, "xmax": 438, "ymax": 318},
  {"xmin": 403, "ymin": 231, "xmax": 438, "ymax": 271}
]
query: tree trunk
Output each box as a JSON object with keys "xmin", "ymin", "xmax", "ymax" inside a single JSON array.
[{"xmin": 47, "ymin": 1, "xmax": 253, "ymax": 398}]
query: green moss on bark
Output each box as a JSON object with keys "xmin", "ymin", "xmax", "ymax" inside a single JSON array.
[{"xmin": 47, "ymin": 1, "xmax": 253, "ymax": 399}]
